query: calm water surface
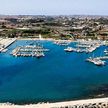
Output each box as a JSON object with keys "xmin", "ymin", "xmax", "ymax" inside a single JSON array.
[{"xmin": 0, "ymin": 40, "xmax": 108, "ymax": 104}]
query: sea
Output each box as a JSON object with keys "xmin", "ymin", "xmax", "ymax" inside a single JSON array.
[{"xmin": 0, "ymin": 40, "xmax": 108, "ymax": 104}]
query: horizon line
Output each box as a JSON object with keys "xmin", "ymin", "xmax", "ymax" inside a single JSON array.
[{"xmin": 0, "ymin": 14, "xmax": 108, "ymax": 16}]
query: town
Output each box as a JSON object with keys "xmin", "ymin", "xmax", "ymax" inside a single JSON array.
[{"xmin": 0, "ymin": 15, "xmax": 108, "ymax": 41}]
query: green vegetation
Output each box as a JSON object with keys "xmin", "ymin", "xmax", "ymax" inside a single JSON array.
[{"xmin": 0, "ymin": 16, "xmax": 108, "ymax": 40}]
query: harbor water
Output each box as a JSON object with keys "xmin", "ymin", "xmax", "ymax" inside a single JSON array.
[{"xmin": 0, "ymin": 40, "xmax": 108, "ymax": 104}]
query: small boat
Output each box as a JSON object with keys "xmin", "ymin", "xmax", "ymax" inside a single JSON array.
[
  {"xmin": 86, "ymin": 57, "xmax": 105, "ymax": 66},
  {"xmin": 76, "ymin": 48, "xmax": 84, "ymax": 53},
  {"xmin": 105, "ymin": 52, "xmax": 108, "ymax": 56},
  {"xmin": 104, "ymin": 49, "xmax": 108, "ymax": 53},
  {"xmin": 36, "ymin": 52, "xmax": 45, "ymax": 58},
  {"xmin": 64, "ymin": 47, "xmax": 74, "ymax": 52},
  {"xmin": 54, "ymin": 40, "xmax": 70, "ymax": 46},
  {"xmin": 26, "ymin": 41, "xmax": 28, "ymax": 43}
]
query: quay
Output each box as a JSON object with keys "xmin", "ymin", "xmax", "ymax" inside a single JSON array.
[{"xmin": 0, "ymin": 38, "xmax": 17, "ymax": 52}]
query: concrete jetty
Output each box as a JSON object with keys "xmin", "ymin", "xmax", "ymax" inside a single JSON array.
[
  {"xmin": 0, "ymin": 38, "xmax": 17, "ymax": 52},
  {"xmin": 98, "ymin": 56, "xmax": 108, "ymax": 60}
]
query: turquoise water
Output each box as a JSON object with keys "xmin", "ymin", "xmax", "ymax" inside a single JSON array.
[{"xmin": 0, "ymin": 40, "xmax": 108, "ymax": 104}]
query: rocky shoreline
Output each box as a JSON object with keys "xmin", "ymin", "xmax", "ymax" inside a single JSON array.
[{"xmin": 0, "ymin": 98, "xmax": 108, "ymax": 108}]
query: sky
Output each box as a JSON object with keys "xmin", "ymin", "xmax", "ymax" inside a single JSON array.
[{"xmin": 0, "ymin": 0, "xmax": 108, "ymax": 15}]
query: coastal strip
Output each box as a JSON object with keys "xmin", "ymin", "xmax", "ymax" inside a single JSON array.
[
  {"xmin": 17, "ymin": 37, "xmax": 74, "ymax": 42},
  {"xmin": 1, "ymin": 98, "xmax": 108, "ymax": 108}
]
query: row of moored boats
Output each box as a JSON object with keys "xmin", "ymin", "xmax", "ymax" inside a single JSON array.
[
  {"xmin": 63, "ymin": 40, "xmax": 108, "ymax": 66},
  {"xmin": 11, "ymin": 44, "xmax": 49, "ymax": 58}
]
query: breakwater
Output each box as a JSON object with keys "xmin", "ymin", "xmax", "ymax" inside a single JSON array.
[
  {"xmin": 1, "ymin": 98, "xmax": 108, "ymax": 108},
  {"xmin": 0, "ymin": 38, "xmax": 16, "ymax": 52}
]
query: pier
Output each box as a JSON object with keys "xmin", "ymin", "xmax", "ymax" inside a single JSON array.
[
  {"xmin": 64, "ymin": 40, "xmax": 102, "ymax": 53},
  {"xmin": 97, "ymin": 56, "xmax": 108, "ymax": 60},
  {"xmin": 0, "ymin": 38, "xmax": 17, "ymax": 52},
  {"xmin": 11, "ymin": 45, "xmax": 49, "ymax": 58},
  {"xmin": 54, "ymin": 40, "xmax": 71, "ymax": 46},
  {"xmin": 86, "ymin": 57, "xmax": 105, "ymax": 66}
]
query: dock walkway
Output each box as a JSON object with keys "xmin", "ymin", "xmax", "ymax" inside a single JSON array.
[{"xmin": 0, "ymin": 38, "xmax": 16, "ymax": 52}]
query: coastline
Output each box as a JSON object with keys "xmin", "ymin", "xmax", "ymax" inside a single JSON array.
[
  {"xmin": 0, "ymin": 97, "xmax": 108, "ymax": 108},
  {"xmin": 1, "ymin": 38, "xmax": 107, "ymax": 108},
  {"xmin": 17, "ymin": 37, "xmax": 55, "ymax": 41},
  {"xmin": 17, "ymin": 37, "xmax": 74, "ymax": 42}
]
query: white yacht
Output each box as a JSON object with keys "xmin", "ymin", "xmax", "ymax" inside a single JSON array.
[
  {"xmin": 86, "ymin": 57, "xmax": 105, "ymax": 66},
  {"xmin": 64, "ymin": 47, "xmax": 74, "ymax": 52},
  {"xmin": 104, "ymin": 49, "xmax": 108, "ymax": 53},
  {"xmin": 36, "ymin": 52, "xmax": 45, "ymax": 58}
]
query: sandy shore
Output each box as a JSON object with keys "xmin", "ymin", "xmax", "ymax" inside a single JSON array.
[{"xmin": 0, "ymin": 97, "xmax": 108, "ymax": 108}]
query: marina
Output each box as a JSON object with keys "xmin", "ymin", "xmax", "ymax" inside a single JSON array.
[
  {"xmin": 0, "ymin": 39, "xmax": 108, "ymax": 104},
  {"xmin": 86, "ymin": 46, "xmax": 108, "ymax": 66},
  {"xmin": 1, "ymin": 1, "xmax": 108, "ymax": 107},
  {"xmin": 11, "ymin": 44, "xmax": 49, "ymax": 58},
  {"xmin": 64, "ymin": 40, "xmax": 102, "ymax": 53}
]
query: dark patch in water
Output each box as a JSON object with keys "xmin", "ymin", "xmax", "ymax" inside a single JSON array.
[
  {"xmin": 86, "ymin": 84, "xmax": 108, "ymax": 98},
  {"xmin": 0, "ymin": 80, "xmax": 3, "ymax": 86}
]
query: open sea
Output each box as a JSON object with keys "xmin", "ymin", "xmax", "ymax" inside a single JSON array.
[{"xmin": 0, "ymin": 40, "xmax": 108, "ymax": 104}]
